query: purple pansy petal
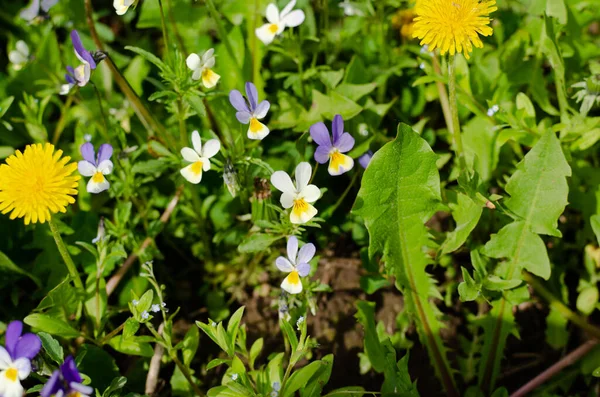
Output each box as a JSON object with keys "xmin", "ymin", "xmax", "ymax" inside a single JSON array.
[
  {"xmin": 65, "ymin": 73, "xmax": 75, "ymax": 85},
  {"xmin": 5, "ymin": 321, "xmax": 23, "ymax": 359},
  {"xmin": 334, "ymin": 132, "xmax": 355, "ymax": 153},
  {"xmin": 287, "ymin": 236, "xmax": 299, "ymax": 264},
  {"xmin": 61, "ymin": 356, "xmax": 83, "ymax": 384},
  {"xmin": 359, "ymin": 151, "xmax": 373, "ymax": 169},
  {"xmin": 236, "ymin": 111, "xmax": 252, "ymax": 124},
  {"xmin": 41, "ymin": 0, "xmax": 59, "ymax": 12},
  {"xmin": 254, "ymin": 100, "xmax": 270, "ymax": 119},
  {"xmin": 309, "ymin": 122, "xmax": 332, "ymax": 148},
  {"xmin": 20, "ymin": 0, "xmax": 40, "ymax": 21},
  {"xmin": 41, "ymin": 370, "xmax": 63, "ymax": 397},
  {"xmin": 80, "ymin": 142, "xmax": 96, "ymax": 164},
  {"xmin": 314, "ymin": 146, "xmax": 331, "ymax": 164},
  {"xmin": 297, "ymin": 243, "xmax": 316, "ymax": 264},
  {"xmin": 14, "ymin": 333, "xmax": 41, "ymax": 360},
  {"xmin": 70, "ymin": 30, "xmax": 96, "ymax": 69},
  {"xmin": 69, "ymin": 382, "xmax": 94, "ymax": 395},
  {"xmin": 276, "ymin": 256, "xmax": 295, "ymax": 273},
  {"xmin": 297, "ymin": 262, "xmax": 311, "ymax": 277},
  {"xmin": 97, "ymin": 143, "xmax": 113, "ymax": 163},
  {"xmin": 331, "ymin": 114, "xmax": 344, "ymax": 144},
  {"xmin": 229, "ymin": 90, "xmax": 249, "ymax": 112},
  {"xmin": 66, "ymin": 66, "xmax": 76, "ymax": 76},
  {"xmin": 245, "ymin": 82, "xmax": 259, "ymax": 112}
]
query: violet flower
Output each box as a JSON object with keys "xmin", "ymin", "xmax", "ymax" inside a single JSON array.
[
  {"xmin": 276, "ymin": 236, "xmax": 316, "ymax": 294},
  {"xmin": 61, "ymin": 31, "xmax": 99, "ymax": 95},
  {"xmin": 229, "ymin": 82, "xmax": 271, "ymax": 140},
  {"xmin": 0, "ymin": 321, "xmax": 41, "ymax": 397},
  {"xmin": 41, "ymin": 356, "xmax": 93, "ymax": 397},
  {"xmin": 310, "ymin": 114, "xmax": 355, "ymax": 176},
  {"xmin": 359, "ymin": 150, "xmax": 373, "ymax": 169},
  {"xmin": 78, "ymin": 143, "xmax": 114, "ymax": 194},
  {"xmin": 20, "ymin": 0, "xmax": 58, "ymax": 21}
]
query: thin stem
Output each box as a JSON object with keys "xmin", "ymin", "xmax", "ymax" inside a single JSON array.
[
  {"xmin": 524, "ymin": 272, "xmax": 600, "ymax": 340},
  {"xmin": 309, "ymin": 162, "xmax": 319, "ymax": 183},
  {"xmin": 177, "ymin": 98, "xmax": 187, "ymax": 147},
  {"xmin": 164, "ymin": 0, "xmax": 187, "ymax": 55},
  {"xmin": 52, "ymin": 94, "xmax": 74, "ymax": 144},
  {"xmin": 48, "ymin": 218, "xmax": 84, "ymax": 291},
  {"xmin": 250, "ymin": 0, "xmax": 260, "ymax": 83},
  {"xmin": 205, "ymin": 0, "xmax": 244, "ymax": 82},
  {"xmin": 171, "ymin": 352, "xmax": 204, "ymax": 396},
  {"xmin": 447, "ymin": 55, "xmax": 467, "ymax": 172},
  {"xmin": 280, "ymin": 360, "xmax": 294, "ymax": 394},
  {"xmin": 510, "ymin": 340, "xmax": 598, "ymax": 397},
  {"xmin": 99, "ymin": 321, "xmax": 126, "ymax": 344},
  {"xmin": 297, "ymin": 55, "xmax": 307, "ymax": 105},
  {"xmin": 322, "ymin": 171, "xmax": 359, "ymax": 218},
  {"xmin": 91, "ymin": 83, "xmax": 111, "ymax": 143},
  {"xmin": 431, "ymin": 54, "xmax": 453, "ymax": 135},
  {"xmin": 158, "ymin": 0, "xmax": 171, "ymax": 63}
]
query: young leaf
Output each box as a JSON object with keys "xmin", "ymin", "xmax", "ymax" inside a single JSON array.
[
  {"xmin": 353, "ymin": 123, "xmax": 458, "ymax": 396},
  {"xmin": 38, "ymin": 332, "xmax": 64, "ymax": 364},
  {"xmin": 24, "ymin": 314, "xmax": 80, "ymax": 338},
  {"xmin": 281, "ymin": 361, "xmax": 323, "ymax": 397}
]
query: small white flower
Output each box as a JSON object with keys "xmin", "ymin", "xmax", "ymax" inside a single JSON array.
[
  {"xmin": 84, "ymin": 134, "xmax": 93, "ymax": 142},
  {"xmin": 271, "ymin": 162, "xmax": 320, "ymax": 224},
  {"xmin": 180, "ymin": 131, "xmax": 221, "ymax": 184},
  {"xmin": 0, "ymin": 347, "xmax": 31, "ymax": 397},
  {"xmin": 339, "ymin": 0, "xmax": 363, "ymax": 16},
  {"xmin": 9, "ymin": 41, "xmax": 30, "ymax": 71},
  {"xmin": 132, "ymin": 299, "xmax": 139, "ymax": 306},
  {"xmin": 256, "ymin": 0, "xmax": 305, "ymax": 45},
  {"xmin": 231, "ymin": 373, "xmax": 238, "ymax": 381},
  {"xmin": 419, "ymin": 62, "xmax": 426, "ymax": 70},
  {"xmin": 211, "ymin": 322, "xmax": 217, "ymax": 327},
  {"xmin": 141, "ymin": 311, "xmax": 149, "ymax": 320},
  {"xmin": 487, "ymin": 104, "xmax": 500, "ymax": 117},
  {"xmin": 151, "ymin": 304, "xmax": 160, "ymax": 313},
  {"xmin": 113, "ymin": 0, "xmax": 135, "ymax": 15},
  {"xmin": 186, "ymin": 48, "xmax": 220, "ymax": 88},
  {"xmin": 296, "ymin": 316, "xmax": 304, "ymax": 330}
]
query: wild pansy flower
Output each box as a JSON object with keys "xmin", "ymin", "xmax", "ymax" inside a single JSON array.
[
  {"xmin": 186, "ymin": 48, "xmax": 220, "ymax": 88},
  {"xmin": 78, "ymin": 143, "xmax": 113, "ymax": 194},
  {"xmin": 114, "ymin": 0, "xmax": 136, "ymax": 15},
  {"xmin": 256, "ymin": 0, "xmax": 305, "ymax": 45},
  {"xmin": 180, "ymin": 130, "xmax": 221, "ymax": 184},
  {"xmin": 310, "ymin": 114, "xmax": 355, "ymax": 176},
  {"xmin": 0, "ymin": 321, "xmax": 41, "ymax": 397},
  {"xmin": 61, "ymin": 30, "xmax": 98, "ymax": 95},
  {"xmin": 358, "ymin": 150, "xmax": 373, "ymax": 169},
  {"xmin": 271, "ymin": 162, "xmax": 320, "ymax": 224},
  {"xmin": 0, "ymin": 143, "xmax": 79, "ymax": 225},
  {"xmin": 20, "ymin": 0, "xmax": 58, "ymax": 21},
  {"xmin": 8, "ymin": 41, "xmax": 30, "ymax": 71},
  {"xmin": 41, "ymin": 356, "xmax": 93, "ymax": 397},
  {"xmin": 276, "ymin": 236, "xmax": 315, "ymax": 294},
  {"xmin": 229, "ymin": 82, "xmax": 271, "ymax": 140}
]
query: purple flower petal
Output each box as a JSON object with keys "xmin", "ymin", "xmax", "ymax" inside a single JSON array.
[
  {"xmin": 287, "ymin": 236, "xmax": 298, "ymax": 263},
  {"xmin": 20, "ymin": 0, "xmax": 41, "ymax": 21},
  {"xmin": 297, "ymin": 243, "xmax": 315, "ymax": 264},
  {"xmin": 66, "ymin": 66, "xmax": 76, "ymax": 76},
  {"xmin": 314, "ymin": 146, "xmax": 330, "ymax": 164},
  {"xmin": 245, "ymin": 82, "xmax": 259, "ymax": 112},
  {"xmin": 236, "ymin": 111, "xmax": 252, "ymax": 124},
  {"xmin": 41, "ymin": 0, "xmax": 59, "ymax": 12},
  {"xmin": 97, "ymin": 143, "xmax": 113, "ymax": 163},
  {"xmin": 332, "ymin": 114, "xmax": 344, "ymax": 144},
  {"xmin": 309, "ymin": 122, "xmax": 332, "ymax": 148},
  {"xmin": 359, "ymin": 151, "xmax": 373, "ymax": 169},
  {"xmin": 41, "ymin": 370, "xmax": 63, "ymax": 397},
  {"xmin": 71, "ymin": 30, "xmax": 96, "ymax": 69},
  {"xmin": 14, "ymin": 333, "xmax": 41, "ymax": 360},
  {"xmin": 5, "ymin": 321, "xmax": 23, "ymax": 359},
  {"xmin": 334, "ymin": 132, "xmax": 355, "ymax": 153},
  {"xmin": 65, "ymin": 73, "xmax": 75, "ymax": 85},
  {"xmin": 69, "ymin": 382, "xmax": 94, "ymax": 395},
  {"xmin": 61, "ymin": 356, "xmax": 83, "ymax": 384},
  {"xmin": 229, "ymin": 90, "xmax": 249, "ymax": 112},
  {"xmin": 297, "ymin": 262, "xmax": 311, "ymax": 277},
  {"xmin": 80, "ymin": 142, "xmax": 96, "ymax": 164},
  {"xmin": 254, "ymin": 100, "xmax": 270, "ymax": 119}
]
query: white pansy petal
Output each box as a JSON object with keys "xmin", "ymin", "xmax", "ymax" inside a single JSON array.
[
  {"xmin": 287, "ymin": 236, "xmax": 298, "ymax": 263},
  {"xmin": 13, "ymin": 359, "xmax": 30, "ymax": 380},
  {"xmin": 201, "ymin": 48, "xmax": 215, "ymax": 63},
  {"xmin": 16, "ymin": 41, "xmax": 29, "ymax": 57},
  {"xmin": 282, "ymin": 9, "xmax": 305, "ymax": 28},
  {"xmin": 181, "ymin": 147, "xmax": 201, "ymax": 163},
  {"xmin": 301, "ymin": 184, "xmax": 321, "ymax": 203},
  {"xmin": 280, "ymin": 0, "xmax": 297, "ymax": 18},
  {"xmin": 180, "ymin": 163, "xmax": 203, "ymax": 184},
  {"xmin": 280, "ymin": 192, "xmax": 294, "ymax": 209},
  {"xmin": 247, "ymin": 120, "xmax": 270, "ymax": 140},
  {"xmin": 201, "ymin": 69, "xmax": 221, "ymax": 89},
  {"xmin": 265, "ymin": 3, "xmax": 279, "ymax": 23},
  {"xmin": 186, "ymin": 53, "xmax": 201, "ymax": 71},
  {"xmin": 276, "ymin": 256, "xmax": 294, "ymax": 273},
  {"xmin": 281, "ymin": 271, "xmax": 303, "ymax": 294},
  {"xmin": 294, "ymin": 162, "xmax": 311, "ymax": 191},
  {"xmin": 87, "ymin": 175, "xmax": 110, "ymax": 194},
  {"xmin": 8, "ymin": 51, "xmax": 27, "ymax": 65},
  {"xmin": 328, "ymin": 153, "xmax": 354, "ymax": 176},
  {"xmin": 1, "ymin": 379, "xmax": 23, "ymax": 397},
  {"xmin": 271, "ymin": 171, "xmax": 295, "ymax": 194},
  {"xmin": 191, "ymin": 69, "xmax": 202, "ymax": 81},
  {"xmin": 0, "ymin": 346, "xmax": 11, "ymax": 369},
  {"xmin": 78, "ymin": 161, "xmax": 97, "ymax": 177},
  {"xmin": 191, "ymin": 130, "xmax": 202, "ymax": 154},
  {"xmin": 201, "ymin": 139, "xmax": 221, "ymax": 158},
  {"xmin": 204, "ymin": 56, "xmax": 216, "ymax": 69},
  {"xmin": 97, "ymin": 160, "xmax": 114, "ymax": 175},
  {"xmin": 201, "ymin": 158, "xmax": 211, "ymax": 172},
  {"xmin": 256, "ymin": 24, "xmax": 278, "ymax": 45},
  {"xmin": 290, "ymin": 202, "xmax": 317, "ymax": 224}
]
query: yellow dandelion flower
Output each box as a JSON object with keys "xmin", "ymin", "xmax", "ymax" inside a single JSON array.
[
  {"xmin": 0, "ymin": 143, "xmax": 80, "ymax": 225},
  {"xmin": 412, "ymin": 0, "xmax": 497, "ymax": 59},
  {"xmin": 392, "ymin": 8, "xmax": 417, "ymax": 39}
]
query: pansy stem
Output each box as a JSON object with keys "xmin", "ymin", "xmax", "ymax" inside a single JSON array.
[
  {"xmin": 205, "ymin": 0, "xmax": 245, "ymax": 82},
  {"xmin": 447, "ymin": 55, "xmax": 467, "ymax": 172},
  {"xmin": 48, "ymin": 218, "xmax": 84, "ymax": 292},
  {"xmin": 322, "ymin": 171, "xmax": 359, "ymax": 218},
  {"xmin": 158, "ymin": 0, "xmax": 172, "ymax": 63}
]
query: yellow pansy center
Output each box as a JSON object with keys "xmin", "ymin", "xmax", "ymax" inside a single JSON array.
[
  {"xmin": 287, "ymin": 270, "xmax": 300, "ymax": 285},
  {"xmin": 6, "ymin": 367, "xmax": 18, "ymax": 382},
  {"xmin": 202, "ymin": 68, "xmax": 214, "ymax": 80},
  {"xmin": 329, "ymin": 150, "xmax": 345, "ymax": 170},
  {"xmin": 191, "ymin": 161, "xmax": 203, "ymax": 175},
  {"xmin": 269, "ymin": 24, "xmax": 279, "ymax": 34},
  {"xmin": 92, "ymin": 171, "xmax": 105, "ymax": 184},
  {"xmin": 293, "ymin": 198, "xmax": 309, "ymax": 217},
  {"xmin": 250, "ymin": 118, "xmax": 262, "ymax": 133}
]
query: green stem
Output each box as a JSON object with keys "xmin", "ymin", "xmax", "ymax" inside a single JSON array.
[
  {"xmin": 177, "ymin": 98, "xmax": 187, "ymax": 147},
  {"xmin": 91, "ymin": 83, "xmax": 111, "ymax": 143},
  {"xmin": 171, "ymin": 352, "xmax": 204, "ymax": 396},
  {"xmin": 205, "ymin": 0, "xmax": 244, "ymax": 82},
  {"xmin": 164, "ymin": 0, "xmax": 187, "ymax": 55},
  {"xmin": 322, "ymin": 171, "xmax": 359, "ymax": 218},
  {"xmin": 52, "ymin": 94, "xmax": 74, "ymax": 144},
  {"xmin": 99, "ymin": 321, "xmax": 126, "ymax": 344},
  {"xmin": 48, "ymin": 218, "xmax": 84, "ymax": 291},
  {"xmin": 431, "ymin": 54, "xmax": 453, "ymax": 135},
  {"xmin": 158, "ymin": 0, "xmax": 171, "ymax": 63},
  {"xmin": 447, "ymin": 55, "xmax": 467, "ymax": 172}
]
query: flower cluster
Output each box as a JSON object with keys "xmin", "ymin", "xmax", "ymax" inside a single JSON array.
[{"xmin": 0, "ymin": 321, "xmax": 41, "ymax": 397}]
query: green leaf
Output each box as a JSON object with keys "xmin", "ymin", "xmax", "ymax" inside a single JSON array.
[
  {"xmin": 353, "ymin": 123, "xmax": 457, "ymax": 394},
  {"xmin": 38, "ymin": 332, "xmax": 64, "ymax": 364},
  {"xmin": 282, "ymin": 361, "xmax": 323, "ymax": 397},
  {"xmin": 125, "ymin": 46, "xmax": 171, "ymax": 74},
  {"xmin": 207, "ymin": 358, "xmax": 231, "ymax": 371},
  {"xmin": 576, "ymin": 287, "xmax": 599, "ymax": 315},
  {"xmin": 441, "ymin": 191, "xmax": 483, "ymax": 255},
  {"xmin": 24, "ymin": 314, "xmax": 80, "ymax": 338},
  {"xmin": 249, "ymin": 338, "xmax": 263, "ymax": 369},
  {"xmin": 280, "ymin": 320, "xmax": 299, "ymax": 353},
  {"xmin": 355, "ymin": 301, "xmax": 386, "ymax": 372},
  {"xmin": 545, "ymin": 306, "xmax": 569, "ymax": 350},
  {"xmin": 123, "ymin": 318, "xmax": 140, "ymax": 340},
  {"xmin": 458, "ymin": 268, "xmax": 479, "ymax": 302},
  {"xmin": 108, "ymin": 336, "xmax": 154, "ymax": 357},
  {"xmin": 131, "ymin": 159, "xmax": 169, "ymax": 175},
  {"xmin": 0, "ymin": 250, "xmax": 41, "ymax": 286},
  {"xmin": 546, "ymin": 0, "xmax": 567, "ymax": 24},
  {"xmin": 335, "ymin": 83, "xmax": 377, "ymax": 102},
  {"xmin": 591, "ymin": 214, "xmax": 600, "ymax": 244},
  {"xmin": 184, "ymin": 93, "xmax": 207, "ymax": 118},
  {"xmin": 312, "ymin": 90, "xmax": 362, "ymax": 121},
  {"xmin": 238, "ymin": 233, "xmax": 281, "ymax": 253},
  {"xmin": 301, "ymin": 355, "xmax": 334, "ymax": 397},
  {"xmin": 102, "ymin": 377, "xmax": 127, "ymax": 397},
  {"xmin": 182, "ymin": 326, "xmax": 200, "ymax": 367},
  {"xmin": 324, "ymin": 386, "xmax": 365, "ymax": 397}
]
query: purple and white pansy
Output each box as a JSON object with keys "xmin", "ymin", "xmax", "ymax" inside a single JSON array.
[
  {"xmin": 78, "ymin": 143, "xmax": 114, "ymax": 194},
  {"xmin": 271, "ymin": 162, "xmax": 321, "ymax": 224},
  {"xmin": 61, "ymin": 30, "xmax": 97, "ymax": 95},
  {"xmin": 229, "ymin": 82, "xmax": 271, "ymax": 140},
  {"xmin": 20, "ymin": 0, "xmax": 58, "ymax": 21},
  {"xmin": 310, "ymin": 114, "xmax": 355, "ymax": 176},
  {"xmin": 41, "ymin": 356, "xmax": 94, "ymax": 397},
  {"xmin": 276, "ymin": 236, "xmax": 315, "ymax": 294},
  {"xmin": 0, "ymin": 321, "xmax": 41, "ymax": 397}
]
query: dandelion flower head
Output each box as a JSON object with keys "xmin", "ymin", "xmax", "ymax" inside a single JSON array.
[
  {"xmin": 412, "ymin": 0, "xmax": 497, "ymax": 59},
  {"xmin": 0, "ymin": 143, "xmax": 80, "ymax": 225}
]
